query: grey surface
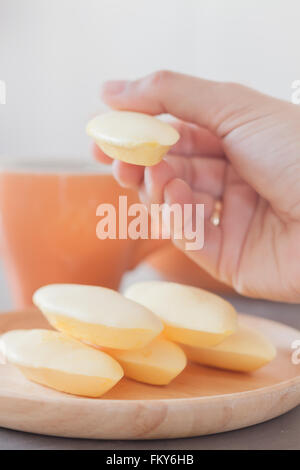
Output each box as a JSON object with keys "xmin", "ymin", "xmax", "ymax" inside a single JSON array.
[{"xmin": 0, "ymin": 294, "xmax": 299, "ymax": 450}]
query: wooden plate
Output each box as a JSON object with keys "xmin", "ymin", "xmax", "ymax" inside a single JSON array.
[{"xmin": 0, "ymin": 309, "xmax": 299, "ymax": 440}]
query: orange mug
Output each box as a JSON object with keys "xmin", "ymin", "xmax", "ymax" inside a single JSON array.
[{"xmin": 0, "ymin": 159, "xmax": 231, "ymax": 309}]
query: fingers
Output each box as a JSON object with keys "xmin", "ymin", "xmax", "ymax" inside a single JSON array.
[
  {"xmin": 136, "ymin": 154, "xmax": 225, "ymax": 207},
  {"xmin": 111, "ymin": 152, "xmax": 226, "ymax": 211},
  {"xmin": 163, "ymin": 178, "xmax": 221, "ymax": 279},
  {"xmin": 93, "ymin": 119, "xmax": 224, "ymax": 193},
  {"xmin": 93, "ymin": 142, "xmax": 113, "ymax": 164},
  {"xmin": 218, "ymin": 166, "xmax": 258, "ymax": 286},
  {"xmin": 112, "ymin": 160, "xmax": 144, "ymax": 189},
  {"xmin": 102, "ymin": 70, "xmax": 272, "ymax": 136},
  {"xmin": 167, "ymin": 121, "xmax": 224, "ymax": 157},
  {"xmin": 164, "ymin": 155, "xmax": 226, "ymax": 198},
  {"xmin": 138, "ymin": 160, "xmax": 176, "ymax": 205}
]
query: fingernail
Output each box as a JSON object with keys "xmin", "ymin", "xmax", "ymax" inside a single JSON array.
[{"xmin": 103, "ymin": 80, "xmax": 128, "ymax": 95}]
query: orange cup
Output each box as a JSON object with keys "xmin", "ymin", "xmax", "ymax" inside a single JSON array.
[
  {"xmin": 0, "ymin": 160, "xmax": 164, "ymax": 308},
  {"xmin": 0, "ymin": 159, "xmax": 232, "ymax": 309}
]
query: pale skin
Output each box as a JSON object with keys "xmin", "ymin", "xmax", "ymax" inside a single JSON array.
[{"xmin": 93, "ymin": 71, "xmax": 300, "ymax": 303}]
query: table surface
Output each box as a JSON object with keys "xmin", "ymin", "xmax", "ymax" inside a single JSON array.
[{"xmin": 0, "ymin": 294, "xmax": 299, "ymax": 450}]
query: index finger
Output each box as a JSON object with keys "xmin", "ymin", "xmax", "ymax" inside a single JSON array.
[{"xmin": 101, "ymin": 71, "xmax": 266, "ymax": 136}]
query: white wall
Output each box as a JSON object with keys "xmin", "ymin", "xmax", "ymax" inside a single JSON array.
[
  {"xmin": 0, "ymin": 0, "xmax": 299, "ymax": 308},
  {"xmin": 1, "ymin": 0, "xmax": 299, "ymax": 159}
]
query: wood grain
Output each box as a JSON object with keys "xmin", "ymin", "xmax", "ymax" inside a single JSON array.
[{"xmin": 0, "ymin": 309, "xmax": 299, "ymax": 439}]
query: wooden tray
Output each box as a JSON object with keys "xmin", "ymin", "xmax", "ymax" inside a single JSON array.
[{"xmin": 0, "ymin": 309, "xmax": 299, "ymax": 440}]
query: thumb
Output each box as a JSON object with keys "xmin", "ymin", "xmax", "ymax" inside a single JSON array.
[{"xmin": 102, "ymin": 70, "xmax": 274, "ymax": 135}]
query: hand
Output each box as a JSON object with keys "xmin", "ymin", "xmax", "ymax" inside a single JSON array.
[{"xmin": 94, "ymin": 71, "xmax": 300, "ymax": 303}]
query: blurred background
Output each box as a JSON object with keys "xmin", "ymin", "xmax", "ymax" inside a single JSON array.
[{"xmin": 0, "ymin": 0, "xmax": 299, "ymax": 309}]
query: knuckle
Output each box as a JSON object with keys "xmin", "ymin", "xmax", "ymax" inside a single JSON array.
[
  {"xmin": 147, "ymin": 70, "xmax": 173, "ymax": 89},
  {"xmin": 217, "ymin": 81, "xmax": 246, "ymax": 96}
]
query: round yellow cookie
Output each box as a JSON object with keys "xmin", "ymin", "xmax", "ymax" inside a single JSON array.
[
  {"xmin": 125, "ymin": 281, "xmax": 238, "ymax": 347},
  {"xmin": 181, "ymin": 325, "xmax": 276, "ymax": 372},
  {"xmin": 0, "ymin": 329, "xmax": 124, "ymax": 397},
  {"xmin": 33, "ymin": 284, "xmax": 163, "ymax": 350},
  {"xmin": 104, "ymin": 337, "xmax": 187, "ymax": 385},
  {"xmin": 86, "ymin": 111, "xmax": 180, "ymax": 166}
]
